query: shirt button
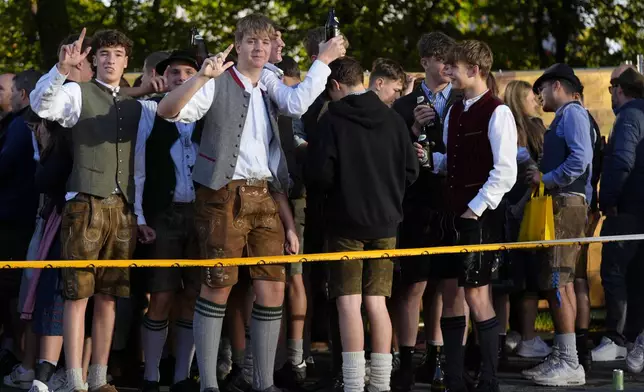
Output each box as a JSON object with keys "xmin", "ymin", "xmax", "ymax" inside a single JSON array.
[
  {"xmin": 239, "ymin": 124, "xmax": 242, "ymax": 128},
  {"xmin": 237, "ymin": 134, "xmax": 241, "ymax": 138},
  {"xmin": 226, "ymin": 175, "xmax": 232, "ymax": 179},
  {"xmin": 233, "ymin": 153, "xmax": 238, "ymax": 157},
  {"xmin": 235, "ymin": 144, "xmax": 239, "ymax": 148},
  {"xmin": 230, "ymin": 163, "xmax": 235, "ymax": 168},
  {"xmin": 118, "ymin": 171, "xmax": 122, "ymax": 174},
  {"xmin": 186, "ymin": 155, "xmax": 189, "ymax": 158},
  {"xmin": 241, "ymin": 114, "xmax": 245, "ymax": 118}
]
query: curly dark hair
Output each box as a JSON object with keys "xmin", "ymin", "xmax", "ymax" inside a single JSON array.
[
  {"xmin": 417, "ymin": 32, "xmax": 455, "ymax": 60},
  {"xmin": 91, "ymin": 29, "xmax": 133, "ymax": 56}
]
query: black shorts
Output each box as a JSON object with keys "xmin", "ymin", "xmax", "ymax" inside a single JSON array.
[
  {"xmin": 398, "ymin": 205, "xmax": 455, "ymax": 284},
  {"xmin": 446, "ymin": 207, "xmax": 505, "ymax": 288}
]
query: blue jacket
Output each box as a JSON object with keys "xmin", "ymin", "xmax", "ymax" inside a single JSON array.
[
  {"xmin": 0, "ymin": 108, "xmax": 38, "ymax": 222},
  {"xmin": 600, "ymin": 99, "xmax": 644, "ymax": 216}
]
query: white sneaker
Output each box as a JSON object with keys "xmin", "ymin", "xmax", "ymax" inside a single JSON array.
[
  {"xmin": 47, "ymin": 368, "xmax": 66, "ymax": 392},
  {"xmin": 532, "ymin": 357, "xmax": 586, "ymax": 386},
  {"xmin": 55, "ymin": 379, "xmax": 88, "ymax": 392},
  {"xmin": 505, "ymin": 330, "xmax": 521, "ymax": 352},
  {"xmin": 517, "ymin": 337, "xmax": 553, "ymax": 358},
  {"xmin": 29, "ymin": 380, "xmax": 49, "ymax": 392},
  {"xmin": 591, "ymin": 336, "xmax": 627, "ymax": 361},
  {"xmin": 522, "ymin": 356, "xmax": 554, "ymax": 380},
  {"xmin": 3, "ymin": 365, "xmax": 35, "ymax": 390},
  {"xmin": 627, "ymin": 334, "xmax": 644, "ymax": 373}
]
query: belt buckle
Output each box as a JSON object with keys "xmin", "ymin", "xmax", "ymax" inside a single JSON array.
[{"xmin": 245, "ymin": 178, "xmax": 262, "ymax": 187}]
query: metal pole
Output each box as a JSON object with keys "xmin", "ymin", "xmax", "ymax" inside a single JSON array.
[{"xmin": 637, "ymin": 54, "xmax": 644, "ymax": 74}]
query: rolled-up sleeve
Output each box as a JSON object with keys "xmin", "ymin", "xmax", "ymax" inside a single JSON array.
[
  {"xmin": 541, "ymin": 105, "xmax": 592, "ymax": 189},
  {"xmin": 262, "ymin": 60, "xmax": 331, "ymax": 118},
  {"xmin": 164, "ymin": 79, "xmax": 215, "ymax": 124},
  {"xmin": 468, "ymin": 105, "xmax": 518, "ymax": 216}
]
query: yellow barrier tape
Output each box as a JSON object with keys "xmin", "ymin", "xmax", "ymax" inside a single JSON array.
[{"xmin": 2, "ymin": 234, "xmax": 643, "ymax": 269}]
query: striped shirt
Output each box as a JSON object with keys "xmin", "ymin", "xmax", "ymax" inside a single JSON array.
[{"xmin": 421, "ymin": 81, "xmax": 452, "ymax": 120}]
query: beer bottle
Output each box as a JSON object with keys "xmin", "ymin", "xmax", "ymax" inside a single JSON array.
[
  {"xmin": 430, "ymin": 347, "xmax": 446, "ymax": 392},
  {"xmin": 416, "ymin": 96, "xmax": 435, "ymax": 169},
  {"xmin": 190, "ymin": 27, "xmax": 210, "ymax": 66},
  {"xmin": 325, "ymin": 7, "xmax": 340, "ymax": 42}
]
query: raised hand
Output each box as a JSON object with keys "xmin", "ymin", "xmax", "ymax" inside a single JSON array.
[
  {"xmin": 58, "ymin": 28, "xmax": 92, "ymax": 75},
  {"xmin": 199, "ymin": 44, "xmax": 234, "ymax": 79},
  {"xmin": 317, "ymin": 36, "xmax": 347, "ymax": 65},
  {"xmin": 145, "ymin": 74, "xmax": 168, "ymax": 95}
]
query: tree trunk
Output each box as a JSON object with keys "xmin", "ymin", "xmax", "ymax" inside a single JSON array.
[{"xmin": 34, "ymin": 0, "xmax": 72, "ymax": 69}]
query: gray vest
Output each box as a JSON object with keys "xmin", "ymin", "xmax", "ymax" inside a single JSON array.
[
  {"xmin": 194, "ymin": 69, "xmax": 289, "ymax": 193},
  {"xmin": 67, "ymin": 82, "xmax": 141, "ymax": 202}
]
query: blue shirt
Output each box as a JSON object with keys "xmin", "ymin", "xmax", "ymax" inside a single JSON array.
[
  {"xmin": 421, "ymin": 81, "xmax": 452, "ymax": 119},
  {"xmin": 541, "ymin": 103, "xmax": 593, "ymax": 200}
]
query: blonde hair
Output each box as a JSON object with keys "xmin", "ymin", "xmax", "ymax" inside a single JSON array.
[
  {"xmin": 504, "ymin": 80, "xmax": 544, "ymax": 157},
  {"xmin": 235, "ymin": 14, "xmax": 275, "ymax": 43}
]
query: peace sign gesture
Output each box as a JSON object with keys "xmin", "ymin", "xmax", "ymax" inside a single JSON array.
[
  {"xmin": 58, "ymin": 28, "xmax": 92, "ymax": 75},
  {"xmin": 199, "ymin": 44, "xmax": 234, "ymax": 79}
]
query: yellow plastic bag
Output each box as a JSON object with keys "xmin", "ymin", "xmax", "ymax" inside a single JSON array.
[{"xmin": 518, "ymin": 182, "xmax": 555, "ymax": 242}]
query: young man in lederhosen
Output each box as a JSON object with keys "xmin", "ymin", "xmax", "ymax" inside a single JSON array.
[
  {"xmin": 134, "ymin": 50, "xmax": 203, "ymax": 392},
  {"xmin": 157, "ymin": 14, "xmax": 346, "ymax": 392},
  {"xmin": 30, "ymin": 29, "xmax": 141, "ymax": 392},
  {"xmin": 427, "ymin": 40, "xmax": 517, "ymax": 392}
]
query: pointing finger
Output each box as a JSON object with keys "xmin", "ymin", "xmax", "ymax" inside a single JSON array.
[
  {"xmin": 222, "ymin": 44, "xmax": 234, "ymax": 58},
  {"xmin": 77, "ymin": 28, "xmax": 87, "ymax": 51}
]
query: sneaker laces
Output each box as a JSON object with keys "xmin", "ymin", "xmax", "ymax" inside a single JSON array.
[{"xmin": 631, "ymin": 337, "xmax": 644, "ymax": 358}]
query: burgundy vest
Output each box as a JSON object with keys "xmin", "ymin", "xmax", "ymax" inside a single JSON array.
[{"xmin": 445, "ymin": 90, "xmax": 503, "ymax": 214}]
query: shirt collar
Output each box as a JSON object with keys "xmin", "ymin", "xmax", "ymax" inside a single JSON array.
[
  {"xmin": 263, "ymin": 63, "xmax": 284, "ymax": 79},
  {"xmin": 233, "ymin": 67, "xmax": 267, "ymax": 92},
  {"xmin": 95, "ymin": 78, "xmax": 120, "ymax": 95},
  {"xmin": 464, "ymin": 89, "xmax": 489, "ymax": 106},
  {"xmin": 421, "ymin": 81, "xmax": 452, "ymax": 101}
]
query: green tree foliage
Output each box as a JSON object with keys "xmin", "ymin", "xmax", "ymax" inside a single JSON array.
[{"xmin": 0, "ymin": 0, "xmax": 643, "ymax": 74}]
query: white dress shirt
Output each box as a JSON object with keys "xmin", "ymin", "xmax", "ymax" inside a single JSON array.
[
  {"xmin": 166, "ymin": 60, "xmax": 330, "ymax": 124},
  {"xmin": 433, "ymin": 90, "xmax": 518, "ymax": 217},
  {"xmin": 134, "ymin": 100, "xmax": 199, "ymax": 226},
  {"xmin": 29, "ymin": 65, "xmax": 125, "ymax": 201}
]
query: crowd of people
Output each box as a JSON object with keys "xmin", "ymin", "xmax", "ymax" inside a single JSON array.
[{"xmin": 1, "ymin": 11, "xmax": 644, "ymax": 392}]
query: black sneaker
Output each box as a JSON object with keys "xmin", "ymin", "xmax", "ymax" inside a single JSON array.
[
  {"xmin": 309, "ymin": 372, "xmax": 343, "ymax": 392},
  {"xmin": 474, "ymin": 379, "xmax": 500, "ymax": 392},
  {"xmin": 223, "ymin": 365, "xmax": 252, "ymax": 392},
  {"xmin": 274, "ymin": 361, "xmax": 307, "ymax": 388},
  {"xmin": 391, "ymin": 366, "xmax": 414, "ymax": 392},
  {"xmin": 414, "ymin": 346, "xmax": 438, "ymax": 384},
  {"xmin": 141, "ymin": 380, "xmax": 161, "ymax": 392},
  {"xmin": 171, "ymin": 379, "xmax": 200, "ymax": 392},
  {"xmin": 0, "ymin": 349, "xmax": 19, "ymax": 376}
]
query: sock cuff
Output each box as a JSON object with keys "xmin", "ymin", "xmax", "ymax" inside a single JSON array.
[
  {"xmin": 251, "ymin": 303, "xmax": 283, "ymax": 321},
  {"xmin": 370, "ymin": 353, "xmax": 392, "ymax": 365},
  {"xmin": 342, "ymin": 351, "xmax": 366, "ymax": 363},
  {"xmin": 441, "ymin": 316, "xmax": 466, "ymax": 329},
  {"xmin": 195, "ymin": 297, "xmax": 226, "ymax": 318},
  {"xmin": 400, "ymin": 346, "xmax": 415, "ymax": 354},
  {"xmin": 475, "ymin": 317, "xmax": 499, "ymax": 331},
  {"xmin": 143, "ymin": 316, "xmax": 169, "ymax": 330},
  {"xmin": 175, "ymin": 318, "xmax": 194, "ymax": 329}
]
